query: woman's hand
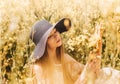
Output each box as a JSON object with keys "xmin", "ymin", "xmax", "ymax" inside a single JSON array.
[
  {"xmin": 75, "ymin": 25, "xmax": 103, "ymax": 84},
  {"xmin": 88, "ymin": 25, "xmax": 103, "ymax": 76},
  {"xmin": 94, "ymin": 24, "xmax": 103, "ymax": 56}
]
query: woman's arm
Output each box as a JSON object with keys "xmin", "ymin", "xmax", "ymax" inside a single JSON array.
[
  {"xmin": 63, "ymin": 54, "xmax": 84, "ymax": 83},
  {"xmin": 26, "ymin": 64, "xmax": 43, "ymax": 84},
  {"xmin": 25, "ymin": 64, "xmax": 37, "ymax": 84},
  {"xmin": 75, "ymin": 25, "xmax": 103, "ymax": 84}
]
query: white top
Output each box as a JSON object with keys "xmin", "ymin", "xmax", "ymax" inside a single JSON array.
[
  {"xmin": 53, "ymin": 64, "xmax": 64, "ymax": 84},
  {"xmin": 34, "ymin": 64, "xmax": 64, "ymax": 84},
  {"xmin": 95, "ymin": 67, "xmax": 120, "ymax": 84}
]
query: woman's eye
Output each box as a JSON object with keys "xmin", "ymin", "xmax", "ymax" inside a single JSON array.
[
  {"xmin": 48, "ymin": 36, "xmax": 52, "ymax": 38},
  {"xmin": 48, "ymin": 35, "xmax": 54, "ymax": 39},
  {"xmin": 48, "ymin": 30, "xmax": 58, "ymax": 39}
]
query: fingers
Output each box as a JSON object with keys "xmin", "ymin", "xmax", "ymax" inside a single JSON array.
[{"xmin": 88, "ymin": 54, "xmax": 101, "ymax": 75}]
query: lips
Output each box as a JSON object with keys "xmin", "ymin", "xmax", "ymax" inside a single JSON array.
[{"xmin": 57, "ymin": 39, "xmax": 61, "ymax": 43}]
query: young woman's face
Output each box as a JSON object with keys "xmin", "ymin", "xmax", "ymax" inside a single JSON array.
[{"xmin": 47, "ymin": 28, "xmax": 62, "ymax": 49}]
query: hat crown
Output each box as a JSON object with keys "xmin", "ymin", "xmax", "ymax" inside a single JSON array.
[{"xmin": 30, "ymin": 20, "xmax": 52, "ymax": 45}]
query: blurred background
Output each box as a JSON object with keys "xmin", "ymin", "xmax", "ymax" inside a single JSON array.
[{"xmin": 0, "ymin": 0, "xmax": 120, "ymax": 83}]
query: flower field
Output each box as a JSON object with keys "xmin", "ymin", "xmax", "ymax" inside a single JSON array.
[{"xmin": 0, "ymin": 0, "xmax": 120, "ymax": 83}]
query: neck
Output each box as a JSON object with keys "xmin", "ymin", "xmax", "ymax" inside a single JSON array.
[{"xmin": 47, "ymin": 47, "xmax": 60, "ymax": 64}]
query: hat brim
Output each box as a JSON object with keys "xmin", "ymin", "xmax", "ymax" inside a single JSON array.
[
  {"xmin": 33, "ymin": 18, "xmax": 71, "ymax": 60},
  {"xmin": 55, "ymin": 18, "xmax": 71, "ymax": 33}
]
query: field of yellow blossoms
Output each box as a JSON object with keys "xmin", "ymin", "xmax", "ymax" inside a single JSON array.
[{"xmin": 0, "ymin": 0, "xmax": 120, "ymax": 83}]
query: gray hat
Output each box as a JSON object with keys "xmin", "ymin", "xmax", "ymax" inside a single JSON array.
[{"xmin": 30, "ymin": 18, "xmax": 71, "ymax": 60}]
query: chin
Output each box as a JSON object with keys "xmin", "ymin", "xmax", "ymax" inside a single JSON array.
[{"xmin": 57, "ymin": 42, "xmax": 62, "ymax": 47}]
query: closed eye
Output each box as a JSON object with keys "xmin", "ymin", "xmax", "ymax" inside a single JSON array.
[
  {"xmin": 48, "ymin": 34, "xmax": 54, "ymax": 39},
  {"xmin": 48, "ymin": 29, "xmax": 58, "ymax": 39}
]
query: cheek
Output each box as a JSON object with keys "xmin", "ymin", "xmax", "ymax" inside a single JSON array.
[
  {"xmin": 47, "ymin": 39, "xmax": 55, "ymax": 48},
  {"xmin": 57, "ymin": 33, "xmax": 61, "ymax": 38}
]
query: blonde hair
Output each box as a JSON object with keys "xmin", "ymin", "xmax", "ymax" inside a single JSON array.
[
  {"xmin": 34, "ymin": 44, "xmax": 64, "ymax": 83},
  {"xmin": 34, "ymin": 44, "xmax": 77, "ymax": 84}
]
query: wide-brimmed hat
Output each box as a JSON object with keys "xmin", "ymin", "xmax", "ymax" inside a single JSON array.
[{"xmin": 30, "ymin": 18, "xmax": 71, "ymax": 60}]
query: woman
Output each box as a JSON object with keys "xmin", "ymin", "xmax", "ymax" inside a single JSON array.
[
  {"xmin": 28, "ymin": 18, "xmax": 85, "ymax": 84},
  {"xmin": 28, "ymin": 18, "xmax": 120, "ymax": 84}
]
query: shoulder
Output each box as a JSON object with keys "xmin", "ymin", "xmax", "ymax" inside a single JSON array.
[
  {"xmin": 29, "ymin": 63, "xmax": 43, "ymax": 77},
  {"xmin": 30, "ymin": 63, "xmax": 44, "ymax": 81},
  {"xmin": 64, "ymin": 53, "xmax": 84, "ymax": 68},
  {"xmin": 33, "ymin": 63, "xmax": 43, "ymax": 74},
  {"xmin": 64, "ymin": 53, "xmax": 80, "ymax": 63},
  {"xmin": 64, "ymin": 53, "xmax": 75, "ymax": 61}
]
